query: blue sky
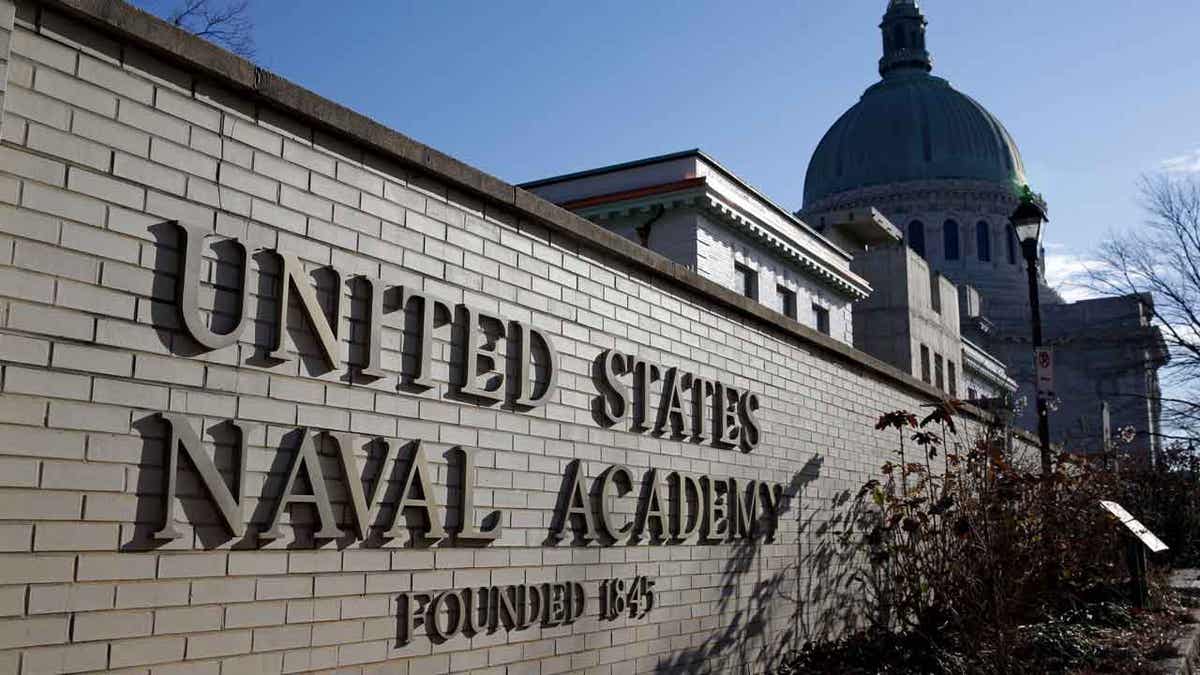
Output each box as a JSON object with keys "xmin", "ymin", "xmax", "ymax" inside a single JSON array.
[{"xmin": 140, "ymin": 0, "xmax": 1200, "ymax": 286}]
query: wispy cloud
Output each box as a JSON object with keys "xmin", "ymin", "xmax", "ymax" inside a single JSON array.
[
  {"xmin": 1043, "ymin": 244, "xmax": 1101, "ymax": 303},
  {"xmin": 1162, "ymin": 148, "xmax": 1200, "ymax": 174}
]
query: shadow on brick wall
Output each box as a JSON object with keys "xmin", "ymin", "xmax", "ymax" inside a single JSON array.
[{"xmin": 648, "ymin": 453, "xmax": 871, "ymax": 674}]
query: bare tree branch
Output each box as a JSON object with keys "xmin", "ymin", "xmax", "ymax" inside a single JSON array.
[
  {"xmin": 167, "ymin": 0, "xmax": 255, "ymax": 59},
  {"xmin": 1086, "ymin": 173, "xmax": 1200, "ymax": 436}
]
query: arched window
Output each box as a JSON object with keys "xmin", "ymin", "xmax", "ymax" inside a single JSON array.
[
  {"xmin": 943, "ymin": 220, "xmax": 960, "ymax": 260},
  {"xmin": 1006, "ymin": 224, "xmax": 1018, "ymax": 265},
  {"xmin": 976, "ymin": 221, "xmax": 991, "ymax": 262},
  {"xmin": 894, "ymin": 25, "xmax": 907, "ymax": 49},
  {"xmin": 908, "ymin": 221, "xmax": 926, "ymax": 259}
]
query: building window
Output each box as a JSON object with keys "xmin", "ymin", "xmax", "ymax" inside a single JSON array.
[
  {"xmin": 813, "ymin": 304, "xmax": 830, "ymax": 335},
  {"xmin": 908, "ymin": 221, "xmax": 926, "ymax": 258},
  {"xmin": 1007, "ymin": 224, "xmax": 1018, "ymax": 265},
  {"xmin": 934, "ymin": 353, "xmax": 944, "ymax": 391},
  {"xmin": 929, "ymin": 271, "xmax": 942, "ymax": 314},
  {"xmin": 968, "ymin": 387, "xmax": 978, "ymax": 401},
  {"xmin": 948, "ymin": 361, "xmax": 958, "ymax": 397},
  {"xmin": 778, "ymin": 286, "xmax": 797, "ymax": 319},
  {"xmin": 943, "ymin": 220, "xmax": 959, "ymax": 260},
  {"xmin": 735, "ymin": 263, "xmax": 757, "ymax": 300},
  {"xmin": 976, "ymin": 221, "xmax": 991, "ymax": 262},
  {"xmin": 920, "ymin": 344, "xmax": 931, "ymax": 383}
]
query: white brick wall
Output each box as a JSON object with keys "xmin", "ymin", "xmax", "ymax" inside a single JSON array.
[
  {"xmin": 0, "ymin": 4, "xmax": 1026, "ymax": 673},
  {"xmin": 697, "ymin": 220, "xmax": 854, "ymax": 344}
]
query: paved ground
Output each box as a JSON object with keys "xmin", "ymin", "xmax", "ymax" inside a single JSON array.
[
  {"xmin": 1172, "ymin": 569, "xmax": 1200, "ymax": 597},
  {"xmin": 1161, "ymin": 570, "xmax": 1200, "ymax": 674}
]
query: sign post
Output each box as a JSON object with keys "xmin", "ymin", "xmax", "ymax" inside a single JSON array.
[
  {"xmin": 1035, "ymin": 347, "xmax": 1055, "ymax": 401},
  {"xmin": 1100, "ymin": 501, "xmax": 1168, "ymax": 608},
  {"xmin": 1101, "ymin": 401, "xmax": 1116, "ymax": 471}
]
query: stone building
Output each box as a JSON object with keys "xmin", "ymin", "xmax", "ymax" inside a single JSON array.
[
  {"xmin": 799, "ymin": 0, "xmax": 1167, "ymax": 452},
  {"xmin": 522, "ymin": 150, "xmax": 871, "ymax": 345},
  {"xmin": 526, "ymin": 155, "xmax": 1019, "ymax": 406},
  {"xmin": 814, "ymin": 207, "xmax": 1017, "ymax": 401}
]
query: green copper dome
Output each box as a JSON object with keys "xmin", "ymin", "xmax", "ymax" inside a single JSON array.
[{"xmin": 803, "ymin": 2, "xmax": 1027, "ymax": 207}]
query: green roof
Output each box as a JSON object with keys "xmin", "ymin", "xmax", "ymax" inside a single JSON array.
[{"xmin": 803, "ymin": 72, "xmax": 1026, "ymax": 206}]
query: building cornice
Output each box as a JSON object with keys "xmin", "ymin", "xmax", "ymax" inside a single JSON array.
[
  {"xmin": 962, "ymin": 338, "xmax": 1017, "ymax": 392},
  {"xmin": 698, "ymin": 194, "xmax": 872, "ymax": 301},
  {"xmin": 561, "ymin": 178, "xmax": 707, "ymax": 211},
  {"xmin": 527, "ymin": 148, "xmax": 854, "ymax": 266},
  {"xmin": 801, "ymin": 179, "xmax": 1023, "ymax": 219},
  {"xmin": 573, "ymin": 182, "xmax": 872, "ymax": 301}
]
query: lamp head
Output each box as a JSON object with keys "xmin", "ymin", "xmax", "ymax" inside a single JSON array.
[{"xmin": 1010, "ymin": 185, "xmax": 1048, "ymax": 251}]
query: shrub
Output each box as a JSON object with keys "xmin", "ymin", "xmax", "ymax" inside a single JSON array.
[
  {"xmin": 1120, "ymin": 442, "xmax": 1200, "ymax": 567},
  {"xmin": 787, "ymin": 401, "xmax": 1189, "ymax": 674}
]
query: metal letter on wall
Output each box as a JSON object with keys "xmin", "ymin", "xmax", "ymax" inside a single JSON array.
[
  {"xmin": 596, "ymin": 464, "xmax": 634, "ymax": 541},
  {"xmin": 654, "ymin": 368, "xmax": 689, "ymax": 436},
  {"xmin": 155, "ymin": 413, "xmax": 251, "ymax": 540},
  {"xmin": 359, "ymin": 276, "xmax": 389, "ymax": 379},
  {"xmin": 261, "ymin": 429, "xmax": 345, "ymax": 541},
  {"xmin": 455, "ymin": 447, "xmax": 503, "ymax": 542},
  {"xmin": 401, "ymin": 288, "xmax": 451, "ymax": 389},
  {"xmin": 630, "ymin": 357, "xmax": 660, "ymax": 431},
  {"xmin": 400, "ymin": 593, "xmax": 427, "ymax": 644},
  {"xmin": 758, "ymin": 482, "xmax": 784, "ymax": 540},
  {"xmin": 269, "ymin": 251, "xmax": 342, "ymax": 368},
  {"xmin": 329, "ymin": 432, "xmax": 400, "ymax": 540},
  {"xmin": 702, "ymin": 475, "xmax": 729, "ymax": 541},
  {"xmin": 730, "ymin": 478, "xmax": 760, "ymax": 538},
  {"xmin": 384, "ymin": 441, "xmax": 446, "ymax": 542},
  {"xmin": 634, "ymin": 468, "xmax": 669, "ymax": 540},
  {"xmin": 671, "ymin": 472, "xmax": 703, "ymax": 541},
  {"xmin": 462, "ymin": 587, "xmax": 489, "ymax": 635},
  {"xmin": 691, "ymin": 376, "xmax": 713, "ymax": 442},
  {"xmin": 512, "ymin": 321, "xmax": 560, "ymax": 408},
  {"xmin": 739, "ymin": 392, "xmax": 761, "ymax": 453},
  {"xmin": 713, "ymin": 383, "xmax": 742, "ymax": 448},
  {"xmin": 174, "ymin": 221, "xmax": 251, "ymax": 350},
  {"xmin": 426, "ymin": 591, "xmax": 464, "ymax": 641},
  {"xmin": 550, "ymin": 459, "xmax": 599, "ymax": 542},
  {"xmin": 459, "ymin": 304, "xmax": 506, "ymax": 402},
  {"xmin": 598, "ymin": 350, "xmax": 628, "ymax": 426}
]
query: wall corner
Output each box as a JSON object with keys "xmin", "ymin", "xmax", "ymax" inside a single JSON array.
[{"xmin": 0, "ymin": 0, "xmax": 13, "ymax": 137}]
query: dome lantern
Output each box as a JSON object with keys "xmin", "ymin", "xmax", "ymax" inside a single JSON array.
[{"xmin": 880, "ymin": 0, "xmax": 932, "ymax": 78}]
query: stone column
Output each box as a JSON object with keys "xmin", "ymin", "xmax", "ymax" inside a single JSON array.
[{"xmin": 0, "ymin": 0, "xmax": 13, "ymax": 137}]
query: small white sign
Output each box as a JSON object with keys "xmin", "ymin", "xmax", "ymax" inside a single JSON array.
[
  {"xmin": 1101, "ymin": 500, "xmax": 1169, "ymax": 553},
  {"xmin": 1035, "ymin": 347, "xmax": 1055, "ymax": 400}
]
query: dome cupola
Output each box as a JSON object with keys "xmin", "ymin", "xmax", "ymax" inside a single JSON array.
[{"xmin": 879, "ymin": 0, "xmax": 932, "ymax": 77}]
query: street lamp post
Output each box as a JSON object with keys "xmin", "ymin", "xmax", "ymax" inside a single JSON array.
[{"xmin": 1010, "ymin": 189, "xmax": 1053, "ymax": 478}]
